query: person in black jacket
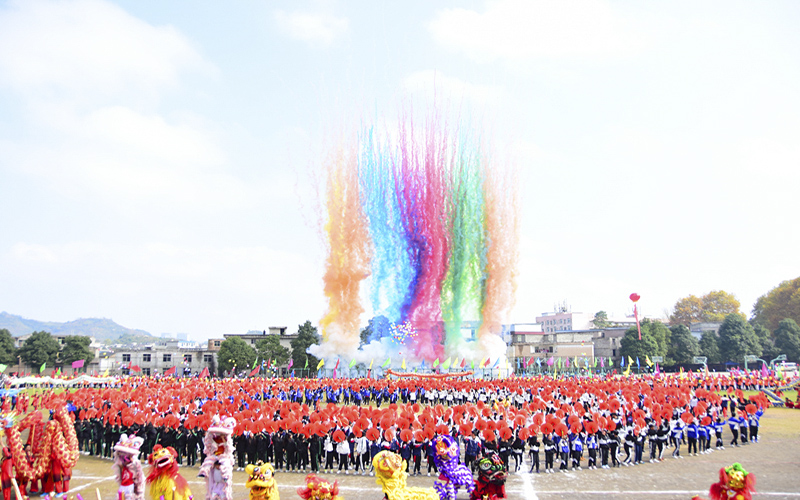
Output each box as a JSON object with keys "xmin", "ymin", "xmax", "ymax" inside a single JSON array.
[
  {"xmin": 186, "ymin": 427, "xmax": 198, "ymax": 466},
  {"xmin": 286, "ymin": 433, "xmax": 298, "ymax": 472},
  {"xmin": 247, "ymin": 431, "xmax": 259, "ymax": 467},
  {"xmin": 309, "ymin": 434, "xmax": 321, "ymax": 473},
  {"xmin": 175, "ymin": 426, "xmax": 188, "ymax": 465},
  {"xmin": 234, "ymin": 431, "xmax": 248, "ymax": 470},
  {"xmin": 273, "ymin": 432, "xmax": 285, "ymax": 471}
]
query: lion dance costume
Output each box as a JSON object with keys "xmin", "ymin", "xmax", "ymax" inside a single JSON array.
[
  {"xmin": 431, "ymin": 435, "xmax": 474, "ymax": 500},
  {"xmin": 198, "ymin": 416, "xmax": 235, "ymax": 500},
  {"xmin": 113, "ymin": 434, "xmax": 145, "ymax": 500},
  {"xmin": 693, "ymin": 463, "xmax": 756, "ymax": 500},
  {"xmin": 470, "ymin": 453, "xmax": 507, "ymax": 500},
  {"xmin": 245, "ymin": 461, "xmax": 279, "ymax": 500},
  {"xmin": 372, "ymin": 450, "xmax": 438, "ymax": 500},
  {"xmin": 146, "ymin": 445, "xmax": 192, "ymax": 500},
  {"xmin": 296, "ymin": 474, "xmax": 343, "ymax": 500}
]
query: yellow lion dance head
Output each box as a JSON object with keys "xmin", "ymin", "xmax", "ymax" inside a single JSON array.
[
  {"xmin": 372, "ymin": 450, "xmax": 438, "ymax": 500},
  {"xmin": 245, "ymin": 462, "xmax": 278, "ymax": 500}
]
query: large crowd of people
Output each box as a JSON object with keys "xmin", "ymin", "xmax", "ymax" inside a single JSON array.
[{"xmin": 1, "ymin": 370, "xmax": 782, "ymax": 489}]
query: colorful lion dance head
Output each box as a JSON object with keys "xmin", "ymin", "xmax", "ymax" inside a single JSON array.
[
  {"xmin": 433, "ymin": 435, "xmax": 460, "ymax": 465},
  {"xmin": 297, "ymin": 474, "xmax": 343, "ymax": 500},
  {"xmin": 476, "ymin": 452, "xmax": 507, "ymax": 485},
  {"xmin": 693, "ymin": 463, "xmax": 756, "ymax": 500},
  {"xmin": 245, "ymin": 462, "xmax": 278, "ymax": 500}
]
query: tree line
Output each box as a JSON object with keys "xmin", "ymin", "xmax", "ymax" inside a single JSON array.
[{"xmin": 0, "ymin": 329, "xmax": 94, "ymax": 370}]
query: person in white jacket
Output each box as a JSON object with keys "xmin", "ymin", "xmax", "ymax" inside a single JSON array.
[
  {"xmin": 354, "ymin": 435, "xmax": 369, "ymax": 475},
  {"xmin": 336, "ymin": 437, "xmax": 351, "ymax": 474}
]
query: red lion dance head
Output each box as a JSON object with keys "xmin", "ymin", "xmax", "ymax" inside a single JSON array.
[
  {"xmin": 297, "ymin": 474, "xmax": 343, "ymax": 500},
  {"xmin": 694, "ymin": 463, "xmax": 756, "ymax": 500}
]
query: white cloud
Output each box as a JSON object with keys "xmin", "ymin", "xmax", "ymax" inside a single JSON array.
[
  {"xmin": 0, "ymin": 0, "xmax": 209, "ymax": 100},
  {"xmin": 0, "ymin": 0, "xmax": 258, "ymax": 212},
  {"xmin": 428, "ymin": 0, "xmax": 638, "ymax": 62},
  {"xmin": 274, "ymin": 10, "xmax": 349, "ymax": 45}
]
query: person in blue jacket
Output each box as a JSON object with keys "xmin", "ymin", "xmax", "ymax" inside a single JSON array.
[
  {"xmin": 686, "ymin": 420, "xmax": 698, "ymax": 455},
  {"xmin": 727, "ymin": 413, "xmax": 740, "ymax": 446}
]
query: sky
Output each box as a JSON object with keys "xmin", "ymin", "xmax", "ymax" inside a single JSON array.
[{"xmin": 0, "ymin": 0, "xmax": 798, "ymax": 341}]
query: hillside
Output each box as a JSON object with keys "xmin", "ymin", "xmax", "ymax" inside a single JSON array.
[{"xmin": 0, "ymin": 312, "xmax": 156, "ymax": 344}]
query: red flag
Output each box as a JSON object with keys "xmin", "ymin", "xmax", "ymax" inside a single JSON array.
[
  {"xmin": 130, "ymin": 364, "xmax": 141, "ymax": 373},
  {"xmin": 164, "ymin": 366, "xmax": 177, "ymax": 377},
  {"xmin": 334, "ymin": 359, "xmax": 340, "ymax": 369},
  {"xmin": 249, "ymin": 366, "xmax": 259, "ymax": 377},
  {"xmin": 199, "ymin": 366, "xmax": 210, "ymax": 378},
  {"xmin": 461, "ymin": 358, "xmax": 466, "ymax": 369}
]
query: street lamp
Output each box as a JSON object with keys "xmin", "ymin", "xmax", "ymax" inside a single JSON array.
[{"xmin": 770, "ymin": 354, "xmax": 787, "ymax": 368}]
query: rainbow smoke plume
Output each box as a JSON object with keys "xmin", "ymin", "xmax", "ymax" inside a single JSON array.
[{"xmin": 314, "ymin": 109, "xmax": 518, "ymax": 365}]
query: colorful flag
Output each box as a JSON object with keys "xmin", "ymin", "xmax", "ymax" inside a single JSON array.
[
  {"xmin": 536, "ymin": 357, "xmax": 542, "ymax": 367},
  {"xmin": 56, "ymin": 367, "xmax": 61, "ymax": 377},
  {"xmin": 609, "ymin": 358, "xmax": 614, "ymax": 367},
  {"xmin": 401, "ymin": 358, "xmax": 406, "ymax": 370},
  {"xmin": 252, "ymin": 357, "xmax": 259, "ymax": 369},
  {"xmin": 478, "ymin": 357, "xmax": 487, "ymax": 369},
  {"xmin": 0, "ymin": 364, "xmax": 6, "ymax": 373},
  {"xmin": 130, "ymin": 364, "xmax": 141, "ymax": 373},
  {"xmin": 628, "ymin": 356, "xmax": 634, "ymax": 367},
  {"xmin": 39, "ymin": 362, "xmax": 46, "ymax": 374},
  {"xmin": 654, "ymin": 363, "xmax": 660, "ymax": 375},
  {"xmin": 288, "ymin": 358, "xmax": 294, "ymax": 370},
  {"xmin": 460, "ymin": 358, "xmax": 466, "ymax": 369},
  {"xmin": 442, "ymin": 357, "xmax": 452, "ymax": 370},
  {"xmin": 433, "ymin": 358, "xmax": 440, "ymax": 368},
  {"xmin": 645, "ymin": 355, "xmax": 653, "ymax": 367},
  {"xmin": 565, "ymin": 357, "xmax": 570, "ymax": 368},
  {"xmin": 369, "ymin": 358, "xmax": 374, "ymax": 369},
  {"xmin": 636, "ymin": 357, "xmax": 640, "ymax": 369},
  {"xmin": 349, "ymin": 358, "xmax": 356, "ymax": 368},
  {"xmin": 71, "ymin": 359, "xmax": 85, "ymax": 369},
  {"xmin": 492, "ymin": 358, "xmax": 500, "ymax": 368},
  {"xmin": 546, "ymin": 357, "xmax": 554, "ymax": 366},
  {"xmin": 620, "ymin": 356, "xmax": 625, "ymax": 367},
  {"xmin": 382, "ymin": 357, "xmax": 391, "ymax": 368},
  {"xmin": 164, "ymin": 366, "xmax": 177, "ymax": 377},
  {"xmin": 316, "ymin": 358, "xmax": 325, "ymax": 370},
  {"xmin": 304, "ymin": 357, "xmax": 309, "ymax": 369},
  {"xmin": 334, "ymin": 359, "xmax": 340, "ymax": 370},
  {"xmin": 102, "ymin": 369, "xmax": 109, "ymax": 377},
  {"xmin": 471, "ymin": 360, "xmax": 475, "ymax": 370},
  {"xmin": 199, "ymin": 366, "xmax": 210, "ymax": 378},
  {"xmin": 249, "ymin": 365, "xmax": 259, "ymax": 377}
]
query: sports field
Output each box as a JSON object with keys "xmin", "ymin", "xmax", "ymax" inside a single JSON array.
[{"xmin": 60, "ymin": 408, "xmax": 800, "ymax": 500}]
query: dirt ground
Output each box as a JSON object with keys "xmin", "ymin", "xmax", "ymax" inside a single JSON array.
[{"xmin": 58, "ymin": 408, "xmax": 800, "ymax": 500}]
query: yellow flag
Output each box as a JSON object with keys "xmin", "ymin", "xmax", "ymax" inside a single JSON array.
[
  {"xmin": 645, "ymin": 355, "xmax": 653, "ymax": 367},
  {"xmin": 628, "ymin": 356, "xmax": 634, "ymax": 367},
  {"xmin": 369, "ymin": 358, "xmax": 374, "ymax": 369},
  {"xmin": 479, "ymin": 357, "xmax": 487, "ymax": 369},
  {"xmin": 401, "ymin": 358, "xmax": 406, "ymax": 370},
  {"xmin": 316, "ymin": 358, "xmax": 325, "ymax": 370},
  {"xmin": 102, "ymin": 369, "xmax": 109, "ymax": 377}
]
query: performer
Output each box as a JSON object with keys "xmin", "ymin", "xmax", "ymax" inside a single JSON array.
[
  {"xmin": 1, "ymin": 446, "xmax": 13, "ymax": 500},
  {"xmin": 146, "ymin": 445, "xmax": 192, "ymax": 500},
  {"xmin": 245, "ymin": 461, "xmax": 279, "ymax": 500},
  {"xmin": 113, "ymin": 434, "xmax": 145, "ymax": 500},
  {"xmin": 372, "ymin": 450, "xmax": 437, "ymax": 500},
  {"xmin": 470, "ymin": 452, "xmax": 507, "ymax": 500},
  {"xmin": 431, "ymin": 435, "xmax": 474, "ymax": 500},
  {"xmin": 296, "ymin": 474, "xmax": 343, "ymax": 500},
  {"xmin": 198, "ymin": 416, "xmax": 236, "ymax": 500}
]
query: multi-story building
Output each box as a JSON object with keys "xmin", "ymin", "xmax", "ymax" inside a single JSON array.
[
  {"xmin": 223, "ymin": 327, "xmax": 297, "ymax": 351},
  {"xmin": 535, "ymin": 311, "xmax": 594, "ymax": 333},
  {"xmin": 114, "ymin": 339, "xmax": 217, "ymax": 377}
]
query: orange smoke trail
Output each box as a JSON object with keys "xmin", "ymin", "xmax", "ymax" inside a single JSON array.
[
  {"xmin": 319, "ymin": 144, "xmax": 372, "ymax": 356},
  {"xmin": 478, "ymin": 158, "xmax": 519, "ymax": 358}
]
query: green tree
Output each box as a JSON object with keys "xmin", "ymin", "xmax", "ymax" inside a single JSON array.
[
  {"xmin": 18, "ymin": 331, "xmax": 60, "ymax": 368},
  {"xmin": 668, "ymin": 324, "xmax": 700, "ymax": 364},
  {"xmin": 217, "ymin": 337, "xmax": 256, "ymax": 376},
  {"xmin": 619, "ymin": 320, "xmax": 669, "ymax": 365},
  {"xmin": 0, "ymin": 329, "xmax": 17, "ymax": 365},
  {"xmin": 718, "ymin": 313, "xmax": 761, "ymax": 364},
  {"xmin": 591, "ymin": 311, "xmax": 610, "ymax": 329},
  {"xmin": 699, "ymin": 331, "xmax": 721, "ymax": 363},
  {"xmin": 751, "ymin": 277, "xmax": 800, "ymax": 332},
  {"xmin": 255, "ymin": 335, "xmax": 290, "ymax": 367},
  {"xmin": 291, "ymin": 321, "xmax": 320, "ymax": 375},
  {"xmin": 773, "ymin": 318, "xmax": 800, "ymax": 363},
  {"xmin": 60, "ymin": 336, "xmax": 94, "ymax": 367},
  {"xmin": 752, "ymin": 322, "xmax": 779, "ymax": 361}
]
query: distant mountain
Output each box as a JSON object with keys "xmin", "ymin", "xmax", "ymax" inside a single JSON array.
[{"xmin": 0, "ymin": 312, "xmax": 156, "ymax": 344}]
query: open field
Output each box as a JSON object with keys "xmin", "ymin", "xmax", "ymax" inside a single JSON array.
[{"xmin": 56, "ymin": 408, "xmax": 800, "ymax": 500}]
